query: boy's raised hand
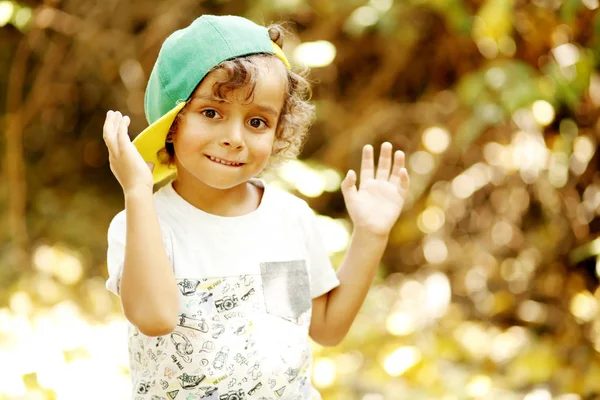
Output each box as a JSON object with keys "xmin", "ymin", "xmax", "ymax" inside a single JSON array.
[
  {"xmin": 103, "ymin": 111, "xmax": 154, "ymax": 195},
  {"xmin": 341, "ymin": 142, "xmax": 410, "ymax": 237}
]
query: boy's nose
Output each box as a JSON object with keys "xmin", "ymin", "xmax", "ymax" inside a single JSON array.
[
  {"xmin": 221, "ymin": 139, "xmax": 244, "ymax": 149},
  {"xmin": 220, "ymin": 122, "xmax": 245, "ymax": 150}
]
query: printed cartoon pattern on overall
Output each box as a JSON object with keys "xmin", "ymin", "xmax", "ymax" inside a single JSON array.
[{"xmin": 128, "ymin": 260, "xmax": 315, "ymax": 400}]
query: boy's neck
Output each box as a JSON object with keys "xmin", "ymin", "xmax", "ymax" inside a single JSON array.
[{"xmin": 171, "ymin": 178, "xmax": 263, "ymax": 217}]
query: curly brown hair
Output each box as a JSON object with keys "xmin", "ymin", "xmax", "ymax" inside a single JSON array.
[{"xmin": 157, "ymin": 24, "xmax": 314, "ymax": 169}]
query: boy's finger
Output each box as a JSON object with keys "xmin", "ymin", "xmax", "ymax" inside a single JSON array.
[
  {"xmin": 359, "ymin": 145, "xmax": 374, "ymax": 189},
  {"xmin": 375, "ymin": 142, "xmax": 393, "ymax": 181},
  {"xmin": 116, "ymin": 115, "xmax": 131, "ymax": 150},
  {"xmin": 389, "ymin": 151, "xmax": 406, "ymax": 187},
  {"xmin": 112, "ymin": 111, "xmax": 122, "ymax": 133},
  {"xmin": 341, "ymin": 169, "xmax": 358, "ymax": 204},
  {"xmin": 102, "ymin": 111, "xmax": 119, "ymax": 156},
  {"xmin": 400, "ymin": 168, "xmax": 410, "ymax": 192}
]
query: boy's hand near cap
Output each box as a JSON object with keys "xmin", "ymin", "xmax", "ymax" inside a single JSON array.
[
  {"xmin": 103, "ymin": 110, "xmax": 178, "ymax": 336},
  {"xmin": 103, "ymin": 111, "xmax": 154, "ymax": 196}
]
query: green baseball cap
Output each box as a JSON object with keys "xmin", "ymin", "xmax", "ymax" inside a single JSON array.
[{"xmin": 134, "ymin": 14, "xmax": 291, "ymax": 184}]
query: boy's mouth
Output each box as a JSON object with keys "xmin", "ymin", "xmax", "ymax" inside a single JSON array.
[{"xmin": 205, "ymin": 155, "xmax": 245, "ymax": 167}]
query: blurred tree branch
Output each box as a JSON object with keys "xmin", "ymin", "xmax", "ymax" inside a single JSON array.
[{"xmin": 5, "ymin": 37, "xmax": 30, "ymax": 268}]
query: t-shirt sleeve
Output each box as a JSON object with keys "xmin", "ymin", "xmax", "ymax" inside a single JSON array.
[
  {"xmin": 299, "ymin": 202, "xmax": 340, "ymax": 299},
  {"xmin": 105, "ymin": 210, "xmax": 174, "ymax": 296}
]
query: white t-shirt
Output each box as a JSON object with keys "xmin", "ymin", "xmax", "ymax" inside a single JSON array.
[{"xmin": 106, "ymin": 179, "xmax": 340, "ymax": 400}]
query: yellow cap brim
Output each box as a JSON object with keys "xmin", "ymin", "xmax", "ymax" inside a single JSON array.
[
  {"xmin": 271, "ymin": 41, "xmax": 291, "ymax": 69},
  {"xmin": 133, "ymin": 101, "xmax": 187, "ymax": 184}
]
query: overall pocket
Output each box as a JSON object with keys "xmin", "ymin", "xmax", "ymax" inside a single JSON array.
[{"xmin": 260, "ymin": 260, "xmax": 311, "ymax": 322}]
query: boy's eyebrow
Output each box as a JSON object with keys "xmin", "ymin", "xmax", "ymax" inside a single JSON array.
[
  {"xmin": 254, "ymin": 104, "xmax": 280, "ymax": 118},
  {"xmin": 191, "ymin": 93, "xmax": 226, "ymax": 103}
]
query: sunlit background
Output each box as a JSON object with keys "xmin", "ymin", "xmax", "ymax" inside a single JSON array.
[{"xmin": 1, "ymin": 0, "xmax": 600, "ymax": 399}]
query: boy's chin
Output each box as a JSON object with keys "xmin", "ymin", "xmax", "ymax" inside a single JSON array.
[
  {"xmin": 188, "ymin": 171, "xmax": 261, "ymax": 190},
  {"xmin": 202, "ymin": 179, "xmax": 251, "ymax": 190}
]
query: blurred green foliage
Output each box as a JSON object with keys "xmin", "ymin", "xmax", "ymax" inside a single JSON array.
[{"xmin": 1, "ymin": 0, "xmax": 600, "ymax": 399}]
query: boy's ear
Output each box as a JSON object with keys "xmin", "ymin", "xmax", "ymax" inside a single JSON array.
[{"xmin": 270, "ymin": 139, "xmax": 284, "ymax": 158}]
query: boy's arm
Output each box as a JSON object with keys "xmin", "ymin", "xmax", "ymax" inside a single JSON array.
[
  {"xmin": 309, "ymin": 142, "xmax": 410, "ymax": 346},
  {"xmin": 104, "ymin": 111, "xmax": 179, "ymax": 336},
  {"xmin": 310, "ymin": 229, "xmax": 387, "ymax": 346},
  {"xmin": 120, "ymin": 191, "xmax": 179, "ymax": 336}
]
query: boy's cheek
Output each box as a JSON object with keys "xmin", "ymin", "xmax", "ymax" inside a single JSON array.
[{"xmin": 248, "ymin": 133, "xmax": 275, "ymax": 151}]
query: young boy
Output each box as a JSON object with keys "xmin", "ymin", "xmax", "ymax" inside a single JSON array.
[{"xmin": 103, "ymin": 15, "xmax": 410, "ymax": 400}]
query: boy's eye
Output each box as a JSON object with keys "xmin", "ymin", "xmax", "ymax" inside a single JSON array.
[
  {"xmin": 201, "ymin": 109, "xmax": 220, "ymax": 119},
  {"xmin": 249, "ymin": 118, "xmax": 267, "ymax": 129}
]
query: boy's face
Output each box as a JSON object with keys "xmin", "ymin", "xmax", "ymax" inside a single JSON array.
[{"xmin": 172, "ymin": 57, "xmax": 287, "ymax": 190}]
